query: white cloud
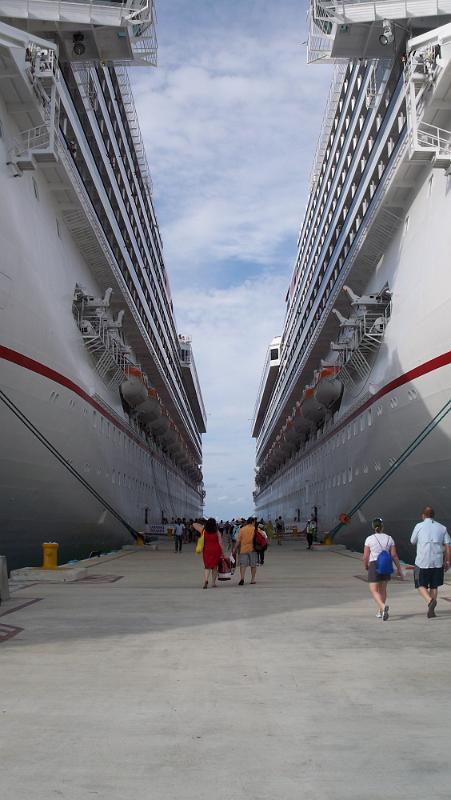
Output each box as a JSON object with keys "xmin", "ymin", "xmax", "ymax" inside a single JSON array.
[
  {"xmin": 133, "ymin": 9, "xmax": 332, "ymax": 284},
  {"xmin": 175, "ymin": 273, "xmax": 287, "ymax": 519}
]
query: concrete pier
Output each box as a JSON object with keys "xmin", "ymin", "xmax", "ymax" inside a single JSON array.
[{"xmin": 1, "ymin": 541, "xmax": 451, "ymax": 799}]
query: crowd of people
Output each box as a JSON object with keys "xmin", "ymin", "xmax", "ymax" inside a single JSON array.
[{"xmin": 168, "ymin": 506, "xmax": 451, "ymax": 621}]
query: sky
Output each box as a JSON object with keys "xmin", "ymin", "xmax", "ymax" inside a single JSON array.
[{"xmin": 133, "ymin": 0, "xmax": 332, "ymax": 521}]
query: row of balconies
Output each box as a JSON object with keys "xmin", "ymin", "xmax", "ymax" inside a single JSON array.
[
  {"xmin": 287, "ymin": 60, "xmax": 400, "ymax": 340},
  {"xmin": 91, "ymin": 65, "xmax": 178, "ymax": 349},
  {"xmin": 257, "ymin": 84, "xmax": 406, "ymax": 455},
  {"xmin": 62, "ymin": 67, "xmax": 182, "ymax": 378},
  {"xmin": 58, "ymin": 73, "xmax": 202, "ymax": 451}
]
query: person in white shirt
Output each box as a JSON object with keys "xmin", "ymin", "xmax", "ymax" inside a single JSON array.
[
  {"xmin": 363, "ymin": 517, "xmax": 403, "ymax": 621},
  {"xmin": 410, "ymin": 506, "xmax": 451, "ymax": 618},
  {"xmin": 174, "ymin": 519, "xmax": 185, "ymax": 553}
]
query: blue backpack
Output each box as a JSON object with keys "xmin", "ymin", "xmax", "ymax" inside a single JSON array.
[{"xmin": 375, "ymin": 535, "xmax": 393, "ymax": 575}]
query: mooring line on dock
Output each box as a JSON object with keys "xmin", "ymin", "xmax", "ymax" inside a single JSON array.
[
  {"xmin": 330, "ymin": 398, "xmax": 451, "ymax": 540},
  {"xmin": 0, "ymin": 387, "xmax": 139, "ymax": 540}
]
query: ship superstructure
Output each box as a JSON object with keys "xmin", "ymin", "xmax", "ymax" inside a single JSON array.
[
  {"xmin": 0, "ymin": 1, "xmax": 206, "ymax": 568},
  {"xmin": 253, "ymin": 1, "xmax": 451, "ymax": 557}
]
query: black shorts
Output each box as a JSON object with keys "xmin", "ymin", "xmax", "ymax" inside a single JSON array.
[
  {"xmin": 414, "ymin": 566, "xmax": 444, "ymax": 590},
  {"xmin": 368, "ymin": 561, "xmax": 391, "ymax": 583}
]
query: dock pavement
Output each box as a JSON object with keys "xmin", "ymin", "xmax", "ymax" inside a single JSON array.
[{"xmin": 1, "ymin": 540, "xmax": 451, "ymax": 799}]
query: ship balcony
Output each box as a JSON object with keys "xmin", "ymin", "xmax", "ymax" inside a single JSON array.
[
  {"xmin": 8, "ymin": 122, "xmax": 58, "ymax": 171},
  {"xmin": 0, "ymin": 0, "xmax": 157, "ymax": 66},
  {"xmin": 308, "ymin": 0, "xmax": 451, "ymax": 63},
  {"xmin": 404, "ymin": 26, "xmax": 451, "ymax": 169},
  {"xmin": 178, "ymin": 337, "xmax": 207, "ymax": 434}
]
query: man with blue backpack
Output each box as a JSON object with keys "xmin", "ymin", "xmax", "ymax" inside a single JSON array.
[{"xmin": 363, "ymin": 517, "xmax": 404, "ymax": 621}]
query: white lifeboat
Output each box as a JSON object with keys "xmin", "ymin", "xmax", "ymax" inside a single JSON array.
[
  {"xmin": 280, "ymin": 424, "xmax": 295, "ymax": 454},
  {"xmin": 314, "ymin": 367, "xmax": 343, "ymax": 408},
  {"xmin": 302, "ymin": 386, "xmax": 326, "ymax": 424},
  {"xmin": 121, "ymin": 366, "xmax": 147, "ymax": 408},
  {"xmin": 150, "ymin": 413, "xmax": 170, "ymax": 438},
  {"xmin": 291, "ymin": 401, "xmax": 314, "ymax": 440},
  {"xmin": 285, "ymin": 414, "xmax": 301, "ymax": 443},
  {"xmin": 136, "ymin": 387, "xmax": 161, "ymax": 423},
  {"xmin": 164, "ymin": 424, "xmax": 179, "ymax": 451}
]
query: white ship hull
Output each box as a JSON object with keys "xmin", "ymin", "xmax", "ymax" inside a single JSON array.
[
  {"xmin": 255, "ymin": 161, "xmax": 451, "ymax": 561},
  {"xmin": 0, "ymin": 91, "xmax": 202, "ymax": 570}
]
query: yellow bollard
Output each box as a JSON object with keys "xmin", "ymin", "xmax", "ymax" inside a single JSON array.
[
  {"xmin": 42, "ymin": 542, "xmax": 58, "ymax": 570},
  {"xmin": 135, "ymin": 534, "xmax": 145, "ymax": 547},
  {"xmin": 291, "ymin": 527, "xmax": 298, "ymax": 539}
]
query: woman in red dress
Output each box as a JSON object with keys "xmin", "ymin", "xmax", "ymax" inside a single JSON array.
[{"xmin": 202, "ymin": 517, "xmax": 224, "ymax": 589}]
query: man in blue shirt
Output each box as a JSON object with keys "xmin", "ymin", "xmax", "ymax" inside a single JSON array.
[{"xmin": 410, "ymin": 506, "xmax": 451, "ymax": 618}]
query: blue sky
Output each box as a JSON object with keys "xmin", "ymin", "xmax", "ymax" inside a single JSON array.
[{"xmin": 133, "ymin": 0, "xmax": 332, "ymax": 520}]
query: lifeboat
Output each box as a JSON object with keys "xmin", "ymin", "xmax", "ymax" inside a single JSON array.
[
  {"xmin": 136, "ymin": 387, "xmax": 161, "ymax": 424},
  {"xmin": 150, "ymin": 413, "xmax": 170, "ymax": 438},
  {"xmin": 291, "ymin": 401, "xmax": 314, "ymax": 440},
  {"xmin": 284, "ymin": 415, "xmax": 301, "ymax": 443},
  {"xmin": 302, "ymin": 386, "xmax": 326, "ymax": 424},
  {"xmin": 163, "ymin": 424, "xmax": 179, "ymax": 451},
  {"xmin": 121, "ymin": 366, "xmax": 147, "ymax": 407},
  {"xmin": 314, "ymin": 367, "xmax": 343, "ymax": 408}
]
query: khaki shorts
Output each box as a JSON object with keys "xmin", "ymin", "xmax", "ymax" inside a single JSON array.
[{"xmin": 239, "ymin": 552, "xmax": 257, "ymax": 567}]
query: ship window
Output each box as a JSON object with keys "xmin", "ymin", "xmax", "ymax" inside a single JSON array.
[
  {"xmin": 32, "ymin": 177, "xmax": 39, "ymax": 200},
  {"xmin": 0, "ymin": 119, "xmax": 3, "ymax": 138},
  {"xmin": 56, "ymin": 218, "xmax": 61, "ymax": 238}
]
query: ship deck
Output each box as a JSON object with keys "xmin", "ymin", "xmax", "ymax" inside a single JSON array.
[{"xmin": 1, "ymin": 540, "xmax": 451, "ymax": 798}]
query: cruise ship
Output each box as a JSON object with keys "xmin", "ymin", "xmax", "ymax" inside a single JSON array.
[
  {"xmin": 0, "ymin": 1, "xmax": 206, "ymax": 569},
  {"xmin": 253, "ymin": 1, "xmax": 451, "ymax": 559}
]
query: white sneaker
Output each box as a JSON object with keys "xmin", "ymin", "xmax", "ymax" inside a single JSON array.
[{"xmin": 376, "ymin": 610, "xmax": 382, "ymax": 618}]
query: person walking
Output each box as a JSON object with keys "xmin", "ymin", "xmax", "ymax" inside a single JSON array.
[
  {"xmin": 410, "ymin": 506, "xmax": 451, "ymax": 618},
  {"xmin": 174, "ymin": 518, "xmax": 184, "ymax": 553},
  {"xmin": 306, "ymin": 517, "xmax": 317, "ymax": 550},
  {"xmin": 255, "ymin": 519, "xmax": 268, "ymax": 565},
  {"xmin": 275, "ymin": 516, "xmax": 285, "ymax": 546},
  {"xmin": 235, "ymin": 517, "xmax": 258, "ymax": 585},
  {"xmin": 202, "ymin": 517, "xmax": 224, "ymax": 589},
  {"xmin": 363, "ymin": 517, "xmax": 403, "ymax": 620}
]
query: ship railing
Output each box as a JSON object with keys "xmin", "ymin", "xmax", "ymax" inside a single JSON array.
[
  {"xmin": 307, "ymin": 0, "xmax": 337, "ymax": 63},
  {"xmin": 114, "ymin": 66, "xmax": 153, "ymax": 194},
  {"xmin": 416, "ymin": 120, "xmax": 451, "ymax": 154},
  {"xmin": 402, "ymin": 43, "xmax": 451, "ymax": 163},
  {"xmin": 309, "ymin": 63, "xmax": 348, "ymax": 188},
  {"xmin": 334, "ymin": 302, "xmax": 391, "ymax": 387},
  {"xmin": 73, "ymin": 302, "xmax": 131, "ymax": 388},
  {"xmin": 18, "ymin": 124, "xmax": 50, "ymax": 153}
]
